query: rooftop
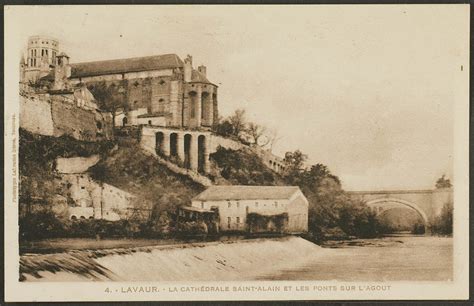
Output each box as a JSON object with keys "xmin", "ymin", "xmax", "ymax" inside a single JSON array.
[
  {"xmin": 192, "ymin": 185, "xmax": 301, "ymax": 201},
  {"xmin": 190, "ymin": 69, "xmax": 214, "ymax": 85},
  {"xmin": 179, "ymin": 206, "xmax": 214, "ymax": 213},
  {"xmin": 70, "ymin": 54, "xmax": 184, "ymax": 78}
]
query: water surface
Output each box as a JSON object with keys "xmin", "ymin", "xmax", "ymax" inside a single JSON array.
[{"xmin": 259, "ymin": 236, "xmax": 452, "ymax": 281}]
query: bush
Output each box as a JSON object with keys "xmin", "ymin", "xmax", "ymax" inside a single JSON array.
[
  {"xmin": 430, "ymin": 202, "xmax": 453, "ymax": 235},
  {"xmin": 19, "ymin": 210, "xmax": 66, "ymax": 240},
  {"xmin": 210, "ymin": 147, "xmax": 284, "ymax": 186},
  {"xmin": 175, "ymin": 221, "xmax": 208, "ymax": 236}
]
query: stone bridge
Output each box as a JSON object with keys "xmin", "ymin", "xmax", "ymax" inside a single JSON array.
[{"xmin": 347, "ymin": 188, "xmax": 453, "ymax": 225}]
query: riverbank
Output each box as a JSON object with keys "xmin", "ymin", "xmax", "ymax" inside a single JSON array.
[{"xmin": 21, "ymin": 236, "xmax": 324, "ymax": 281}]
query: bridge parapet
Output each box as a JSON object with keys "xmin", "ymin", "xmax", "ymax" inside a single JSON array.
[{"xmin": 347, "ymin": 188, "xmax": 453, "ymax": 224}]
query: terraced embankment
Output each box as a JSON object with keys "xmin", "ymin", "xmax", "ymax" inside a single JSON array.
[{"xmin": 20, "ymin": 237, "xmax": 323, "ymax": 281}]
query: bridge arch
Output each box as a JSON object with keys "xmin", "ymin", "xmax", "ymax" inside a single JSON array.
[{"xmin": 366, "ymin": 197, "xmax": 429, "ymax": 225}]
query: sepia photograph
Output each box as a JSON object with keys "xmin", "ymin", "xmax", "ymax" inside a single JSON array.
[{"xmin": 4, "ymin": 4, "xmax": 469, "ymax": 302}]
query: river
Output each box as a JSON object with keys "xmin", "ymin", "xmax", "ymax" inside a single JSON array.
[{"xmin": 258, "ymin": 235, "xmax": 453, "ymax": 281}]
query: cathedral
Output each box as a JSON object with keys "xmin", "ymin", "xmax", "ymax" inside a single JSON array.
[{"xmin": 20, "ymin": 35, "xmax": 219, "ymax": 130}]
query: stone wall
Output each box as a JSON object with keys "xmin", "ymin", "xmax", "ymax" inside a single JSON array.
[
  {"xmin": 51, "ymin": 96, "xmax": 99, "ymax": 141},
  {"xmin": 59, "ymin": 173, "xmax": 136, "ymax": 221},
  {"xmin": 20, "ymin": 92, "xmax": 113, "ymax": 141},
  {"xmin": 209, "ymin": 135, "xmax": 246, "ymax": 152},
  {"xmin": 253, "ymin": 147, "xmax": 286, "ymax": 173},
  {"xmin": 101, "ymin": 183, "xmax": 136, "ymax": 221},
  {"xmin": 20, "ymin": 94, "xmax": 55, "ymax": 136}
]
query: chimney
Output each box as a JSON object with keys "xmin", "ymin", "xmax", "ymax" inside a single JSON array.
[
  {"xmin": 184, "ymin": 54, "xmax": 192, "ymax": 82},
  {"xmin": 198, "ymin": 65, "xmax": 207, "ymax": 77}
]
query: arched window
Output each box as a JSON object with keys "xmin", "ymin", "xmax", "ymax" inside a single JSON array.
[{"xmin": 122, "ymin": 117, "xmax": 128, "ymax": 127}]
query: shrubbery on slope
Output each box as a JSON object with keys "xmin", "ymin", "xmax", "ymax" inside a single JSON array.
[
  {"xmin": 210, "ymin": 146, "xmax": 286, "ymax": 186},
  {"xmin": 89, "ymin": 146, "xmax": 204, "ymax": 217}
]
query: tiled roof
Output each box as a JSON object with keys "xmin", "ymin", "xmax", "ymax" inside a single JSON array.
[
  {"xmin": 70, "ymin": 54, "xmax": 184, "ymax": 78},
  {"xmin": 192, "ymin": 186, "xmax": 301, "ymax": 201}
]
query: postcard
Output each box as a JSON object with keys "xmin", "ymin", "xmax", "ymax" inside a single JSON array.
[{"xmin": 4, "ymin": 4, "xmax": 469, "ymax": 301}]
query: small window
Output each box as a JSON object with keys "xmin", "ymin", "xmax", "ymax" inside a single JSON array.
[
  {"xmin": 236, "ymin": 217, "xmax": 240, "ymax": 224},
  {"xmin": 236, "ymin": 202, "xmax": 240, "ymax": 208},
  {"xmin": 159, "ymin": 80, "xmax": 166, "ymax": 85},
  {"xmin": 255, "ymin": 202, "xmax": 258, "ymax": 207},
  {"xmin": 148, "ymin": 120, "xmax": 152, "ymax": 125},
  {"xmin": 228, "ymin": 202, "xmax": 231, "ymax": 208},
  {"xmin": 201, "ymin": 202, "xmax": 204, "ymax": 209},
  {"xmin": 227, "ymin": 217, "xmax": 231, "ymax": 229},
  {"xmin": 81, "ymin": 186, "xmax": 85, "ymax": 190}
]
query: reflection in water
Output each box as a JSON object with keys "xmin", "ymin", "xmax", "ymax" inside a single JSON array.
[{"xmin": 258, "ymin": 236, "xmax": 452, "ymax": 281}]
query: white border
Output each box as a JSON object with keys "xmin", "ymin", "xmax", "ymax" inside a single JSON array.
[{"xmin": 4, "ymin": 4, "xmax": 470, "ymax": 301}]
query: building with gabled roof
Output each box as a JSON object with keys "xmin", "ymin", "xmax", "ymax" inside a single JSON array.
[
  {"xmin": 20, "ymin": 35, "xmax": 219, "ymax": 130},
  {"xmin": 68, "ymin": 53, "xmax": 218, "ymax": 129},
  {"xmin": 188, "ymin": 185, "xmax": 309, "ymax": 234},
  {"xmin": 70, "ymin": 54, "xmax": 184, "ymax": 78}
]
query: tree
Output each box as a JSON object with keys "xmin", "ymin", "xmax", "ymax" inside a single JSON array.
[
  {"xmin": 283, "ymin": 150, "xmax": 307, "ymax": 172},
  {"xmin": 430, "ymin": 202, "xmax": 453, "ymax": 235},
  {"xmin": 265, "ymin": 128, "xmax": 281, "ymax": 151},
  {"xmin": 89, "ymin": 81, "xmax": 127, "ymax": 129},
  {"xmin": 214, "ymin": 119, "xmax": 234, "ymax": 137},
  {"xmin": 246, "ymin": 122, "xmax": 269, "ymax": 147},
  {"xmin": 435, "ymin": 175, "xmax": 452, "ymax": 189},
  {"xmin": 228, "ymin": 109, "xmax": 247, "ymax": 137}
]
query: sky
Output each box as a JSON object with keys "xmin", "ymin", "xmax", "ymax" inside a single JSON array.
[{"xmin": 8, "ymin": 5, "xmax": 469, "ymax": 190}]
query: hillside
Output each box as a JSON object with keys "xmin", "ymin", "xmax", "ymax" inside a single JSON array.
[
  {"xmin": 19, "ymin": 128, "xmax": 115, "ymax": 203},
  {"xmin": 210, "ymin": 146, "xmax": 286, "ymax": 186},
  {"xmin": 19, "ymin": 129, "xmax": 206, "ymax": 239},
  {"xmin": 89, "ymin": 146, "xmax": 205, "ymax": 216}
]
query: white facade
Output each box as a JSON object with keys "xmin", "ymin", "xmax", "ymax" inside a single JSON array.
[{"xmin": 191, "ymin": 186, "xmax": 309, "ymax": 233}]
